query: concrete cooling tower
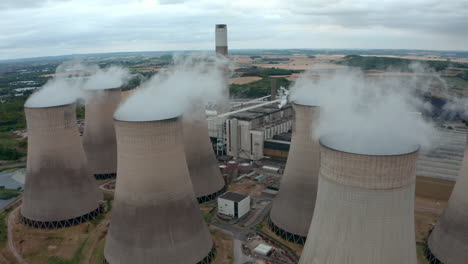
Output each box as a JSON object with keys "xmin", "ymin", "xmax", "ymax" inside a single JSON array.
[
  {"xmin": 215, "ymin": 24, "xmax": 228, "ymax": 56},
  {"xmin": 104, "ymin": 116, "xmax": 215, "ymax": 264},
  {"xmin": 21, "ymin": 103, "xmax": 103, "ymax": 229},
  {"xmin": 82, "ymin": 88, "xmax": 121, "ymax": 179},
  {"xmin": 184, "ymin": 104, "xmax": 225, "ymax": 203},
  {"xmin": 269, "ymin": 102, "xmax": 320, "ymax": 244},
  {"xmin": 299, "ymin": 135, "xmax": 419, "ymax": 264},
  {"xmin": 427, "ymin": 135, "xmax": 468, "ymax": 264}
]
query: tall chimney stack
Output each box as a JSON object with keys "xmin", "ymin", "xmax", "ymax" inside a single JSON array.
[
  {"xmin": 215, "ymin": 24, "xmax": 228, "ymax": 56},
  {"xmin": 21, "ymin": 103, "xmax": 103, "ymax": 228},
  {"xmin": 270, "ymin": 78, "xmax": 277, "ymax": 101}
]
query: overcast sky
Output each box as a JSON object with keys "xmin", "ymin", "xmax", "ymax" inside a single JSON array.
[{"xmin": 0, "ymin": 0, "xmax": 467, "ymax": 60}]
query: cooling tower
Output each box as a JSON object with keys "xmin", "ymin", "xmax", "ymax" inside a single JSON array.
[
  {"xmin": 183, "ymin": 104, "xmax": 225, "ymax": 203},
  {"xmin": 21, "ymin": 103, "xmax": 103, "ymax": 229},
  {"xmin": 104, "ymin": 116, "xmax": 215, "ymax": 264},
  {"xmin": 215, "ymin": 24, "xmax": 228, "ymax": 56},
  {"xmin": 299, "ymin": 136, "xmax": 419, "ymax": 264},
  {"xmin": 82, "ymin": 88, "xmax": 121, "ymax": 179},
  {"xmin": 269, "ymin": 102, "xmax": 320, "ymax": 244},
  {"xmin": 427, "ymin": 135, "xmax": 468, "ymax": 264}
]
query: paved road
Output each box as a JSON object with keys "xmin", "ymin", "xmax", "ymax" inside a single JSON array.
[
  {"xmin": 7, "ymin": 207, "xmax": 28, "ymax": 264},
  {"xmin": 232, "ymin": 239, "xmax": 255, "ymax": 264}
]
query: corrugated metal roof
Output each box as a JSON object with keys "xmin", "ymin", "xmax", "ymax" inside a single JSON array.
[{"xmin": 219, "ymin": 192, "xmax": 248, "ymax": 202}]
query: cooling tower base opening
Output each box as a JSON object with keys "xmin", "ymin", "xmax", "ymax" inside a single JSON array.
[
  {"xmin": 424, "ymin": 244, "xmax": 444, "ymax": 264},
  {"xmin": 20, "ymin": 206, "xmax": 104, "ymax": 229},
  {"xmin": 103, "ymin": 243, "xmax": 217, "ymax": 264},
  {"xmin": 94, "ymin": 173, "xmax": 117, "ymax": 180},
  {"xmin": 268, "ymin": 217, "xmax": 306, "ymax": 244},
  {"xmin": 197, "ymin": 186, "xmax": 226, "ymax": 204}
]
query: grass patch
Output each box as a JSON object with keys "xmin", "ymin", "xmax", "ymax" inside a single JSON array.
[
  {"xmin": 48, "ymin": 239, "xmax": 87, "ymax": 264},
  {"xmin": 417, "ymin": 244, "xmax": 430, "ymax": 264},
  {"xmin": 0, "ymin": 187, "xmax": 20, "ymax": 200},
  {"xmin": 0, "ymin": 211, "xmax": 8, "ymax": 249},
  {"xmin": 230, "ymin": 77, "xmax": 290, "ymax": 98},
  {"xmin": 442, "ymin": 76, "xmax": 468, "ymax": 90},
  {"xmin": 203, "ymin": 211, "xmax": 213, "ymax": 222},
  {"xmin": 90, "ymin": 239, "xmax": 105, "ymax": 264}
]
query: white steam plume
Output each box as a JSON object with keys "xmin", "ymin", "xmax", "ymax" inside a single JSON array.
[
  {"xmin": 290, "ymin": 65, "xmax": 437, "ymax": 155},
  {"xmin": 24, "ymin": 61, "xmax": 90, "ymax": 108},
  {"xmin": 26, "ymin": 61, "xmax": 133, "ymax": 108},
  {"xmin": 83, "ymin": 66, "xmax": 131, "ymax": 90},
  {"xmin": 115, "ymin": 54, "xmax": 231, "ymax": 122}
]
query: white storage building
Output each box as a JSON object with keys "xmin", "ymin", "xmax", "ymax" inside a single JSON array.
[{"xmin": 218, "ymin": 192, "xmax": 250, "ymax": 218}]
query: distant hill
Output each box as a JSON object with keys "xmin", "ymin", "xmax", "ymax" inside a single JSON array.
[
  {"xmin": 2, "ymin": 48, "xmax": 468, "ymax": 64},
  {"xmin": 336, "ymin": 55, "xmax": 467, "ymax": 72}
]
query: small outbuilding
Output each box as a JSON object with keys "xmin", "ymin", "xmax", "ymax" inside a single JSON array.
[
  {"xmin": 254, "ymin": 244, "xmax": 273, "ymax": 256},
  {"xmin": 218, "ymin": 192, "xmax": 250, "ymax": 218}
]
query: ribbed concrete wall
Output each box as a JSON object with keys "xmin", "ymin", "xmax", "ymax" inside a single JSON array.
[
  {"xmin": 299, "ymin": 139, "xmax": 419, "ymax": 264},
  {"xmin": 83, "ymin": 88, "xmax": 121, "ymax": 178},
  {"xmin": 22, "ymin": 104, "xmax": 103, "ymax": 224},
  {"xmin": 104, "ymin": 117, "xmax": 214, "ymax": 264},
  {"xmin": 269, "ymin": 103, "xmax": 320, "ymax": 243},
  {"xmin": 428, "ymin": 136, "xmax": 468, "ymax": 264},
  {"xmin": 183, "ymin": 104, "xmax": 225, "ymax": 203}
]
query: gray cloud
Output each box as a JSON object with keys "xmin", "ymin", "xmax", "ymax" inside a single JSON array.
[{"xmin": 0, "ymin": 0, "xmax": 467, "ymax": 60}]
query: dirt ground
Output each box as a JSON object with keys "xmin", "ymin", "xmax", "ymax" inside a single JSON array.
[
  {"xmin": 414, "ymin": 196, "xmax": 446, "ymax": 243},
  {"xmin": 230, "ymin": 76, "xmax": 262, "ymax": 84},
  {"xmin": 11, "ymin": 209, "xmax": 95, "ymax": 263},
  {"xmin": 416, "ymin": 176, "xmax": 454, "ymax": 200},
  {"xmin": 210, "ymin": 226, "xmax": 234, "ymax": 264},
  {"xmin": 228, "ymin": 178, "xmax": 266, "ymax": 196}
]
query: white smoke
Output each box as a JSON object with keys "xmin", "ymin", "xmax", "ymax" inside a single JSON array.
[
  {"xmin": 290, "ymin": 65, "xmax": 437, "ymax": 154},
  {"xmin": 442, "ymin": 97, "xmax": 468, "ymax": 120},
  {"xmin": 25, "ymin": 61, "xmax": 132, "ymax": 108},
  {"xmin": 115, "ymin": 54, "xmax": 231, "ymax": 122},
  {"xmin": 24, "ymin": 61, "xmax": 89, "ymax": 108},
  {"xmin": 278, "ymin": 86, "xmax": 289, "ymax": 109},
  {"xmin": 83, "ymin": 66, "xmax": 131, "ymax": 90}
]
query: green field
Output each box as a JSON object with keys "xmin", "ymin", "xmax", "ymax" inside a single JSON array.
[
  {"xmin": 230, "ymin": 77, "xmax": 290, "ymax": 98},
  {"xmin": 442, "ymin": 76, "xmax": 468, "ymax": 90}
]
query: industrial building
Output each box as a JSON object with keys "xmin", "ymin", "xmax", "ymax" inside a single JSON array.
[
  {"xmin": 269, "ymin": 102, "xmax": 320, "ymax": 244},
  {"xmin": 299, "ymin": 135, "xmax": 419, "ymax": 264},
  {"xmin": 208, "ymin": 99, "xmax": 293, "ymax": 160},
  {"xmin": 184, "ymin": 104, "xmax": 226, "ymax": 203},
  {"xmin": 217, "ymin": 192, "xmax": 250, "ymax": 219},
  {"xmin": 427, "ymin": 135, "xmax": 468, "ymax": 264},
  {"xmin": 21, "ymin": 103, "xmax": 103, "ymax": 228},
  {"xmin": 82, "ymin": 88, "xmax": 121, "ymax": 179},
  {"xmin": 104, "ymin": 116, "xmax": 215, "ymax": 264}
]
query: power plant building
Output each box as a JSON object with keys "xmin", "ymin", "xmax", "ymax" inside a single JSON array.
[
  {"xmin": 104, "ymin": 116, "xmax": 215, "ymax": 264},
  {"xmin": 208, "ymin": 99, "xmax": 293, "ymax": 159},
  {"xmin": 299, "ymin": 136, "xmax": 419, "ymax": 264},
  {"xmin": 82, "ymin": 88, "xmax": 121, "ymax": 179},
  {"xmin": 427, "ymin": 135, "xmax": 468, "ymax": 264},
  {"xmin": 21, "ymin": 103, "xmax": 103, "ymax": 228},
  {"xmin": 184, "ymin": 104, "xmax": 225, "ymax": 203},
  {"xmin": 269, "ymin": 102, "xmax": 320, "ymax": 244}
]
